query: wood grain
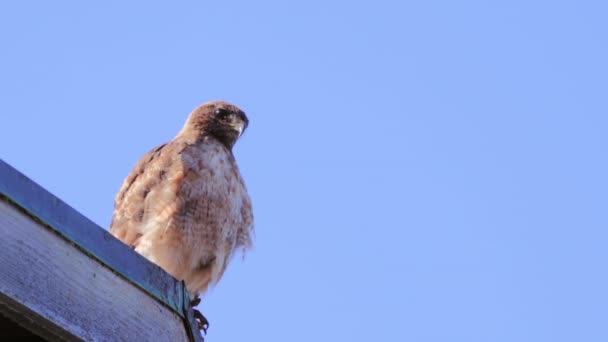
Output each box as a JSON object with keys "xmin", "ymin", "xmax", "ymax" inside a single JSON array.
[{"xmin": 0, "ymin": 200, "xmax": 190, "ymax": 341}]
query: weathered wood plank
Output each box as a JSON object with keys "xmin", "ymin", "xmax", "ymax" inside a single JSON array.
[
  {"xmin": 0, "ymin": 159, "xmax": 185, "ymax": 315},
  {"xmin": 0, "ymin": 200, "xmax": 190, "ymax": 341}
]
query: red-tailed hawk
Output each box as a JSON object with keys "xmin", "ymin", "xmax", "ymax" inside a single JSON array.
[{"xmin": 109, "ymin": 101, "xmax": 254, "ymax": 332}]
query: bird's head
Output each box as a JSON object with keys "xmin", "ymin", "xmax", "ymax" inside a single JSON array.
[{"xmin": 180, "ymin": 101, "xmax": 249, "ymax": 149}]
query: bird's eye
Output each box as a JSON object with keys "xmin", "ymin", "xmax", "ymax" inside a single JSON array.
[{"xmin": 215, "ymin": 108, "xmax": 232, "ymax": 120}]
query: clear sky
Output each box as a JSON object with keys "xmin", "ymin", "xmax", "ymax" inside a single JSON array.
[{"xmin": 1, "ymin": 1, "xmax": 607, "ymax": 341}]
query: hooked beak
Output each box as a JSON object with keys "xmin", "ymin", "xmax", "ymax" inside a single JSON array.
[{"xmin": 234, "ymin": 121, "xmax": 245, "ymax": 137}]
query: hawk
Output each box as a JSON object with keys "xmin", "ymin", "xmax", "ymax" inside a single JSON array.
[{"xmin": 109, "ymin": 101, "xmax": 254, "ymax": 332}]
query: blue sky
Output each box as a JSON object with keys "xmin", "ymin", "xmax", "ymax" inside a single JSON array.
[{"xmin": 1, "ymin": 1, "xmax": 607, "ymax": 341}]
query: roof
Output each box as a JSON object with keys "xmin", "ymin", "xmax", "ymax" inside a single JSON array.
[{"xmin": 0, "ymin": 159, "xmax": 203, "ymax": 341}]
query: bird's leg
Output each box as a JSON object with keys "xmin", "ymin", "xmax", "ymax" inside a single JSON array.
[
  {"xmin": 190, "ymin": 295, "xmax": 201, "ymax": 307},
  {"xmin": 190, "ymin": 295, "xmax": 209, "ymax": 334}
]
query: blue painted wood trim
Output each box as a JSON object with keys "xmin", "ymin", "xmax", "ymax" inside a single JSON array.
[{"xmin": 0, "ymin": 159, "xmax": 188, "ymax": 318}]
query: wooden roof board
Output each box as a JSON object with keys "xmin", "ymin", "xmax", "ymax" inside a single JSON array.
[{"xmin": 0, "ymin": 159, "xmax": 203, "ymax": 342}]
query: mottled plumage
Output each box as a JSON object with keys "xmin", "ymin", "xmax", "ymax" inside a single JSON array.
[{"xmin": 110, "ymin": 101, "xmax": 253, "ymax": 302}]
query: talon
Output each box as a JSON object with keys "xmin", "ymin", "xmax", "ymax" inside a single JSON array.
[{"xmin": 193, "ymin": 309, "xmax": 209, "ymax": 334}]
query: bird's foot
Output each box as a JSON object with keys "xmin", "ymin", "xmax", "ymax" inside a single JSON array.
[
  {"xmin": 192, "ymin": 308, "xmax": 209, "ymax": 334},
  {"xmin": 190, "ymin": 295, "xmax": 209, "ymax": 333}
]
